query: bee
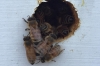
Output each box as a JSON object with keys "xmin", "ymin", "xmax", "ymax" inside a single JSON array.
[
  {"xmin": 61, "ymin": 15, "xmax": 74, "ymax": 25},
  {"xmin": 39, "ymin": 22, "xmax": 53, "ymax": 37},
  {"xmin": 35, "ymin": 33, "xmax": 56, "ymax": 57},
  {"xmin": 41, "ymin": 44, "xmax": 64, "ymax": 63},
  {"xmin": 56, "ymin": 25, "xmax": 69, "ymax": 38},
  {"xmin": 23, "ymin": 36, "xmax": 36, "ymax": 65},
  {"xmin": 23, "ymin": 16, "xmax": 42, "ymax": 45}
]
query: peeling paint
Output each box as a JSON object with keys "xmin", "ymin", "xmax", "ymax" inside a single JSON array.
[{"xmin": 37, "ymin": 0, "xmax": 43, "ymax": 4}]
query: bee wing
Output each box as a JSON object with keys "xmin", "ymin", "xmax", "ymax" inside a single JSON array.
[{"xmin": 30, "ymin": 26, "xmax": 42, "ymax": 42}]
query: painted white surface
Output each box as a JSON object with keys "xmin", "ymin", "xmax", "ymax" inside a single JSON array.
[{"xmin": 0, "ymin": 0, "xmax": 100, "ymax": 66}]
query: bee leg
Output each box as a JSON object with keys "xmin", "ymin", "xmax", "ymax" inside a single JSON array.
[
  {"xmin": 58, "ymin": 49, "xmax": 65, "ymax": 55},
  {"xmin": 61, "ymin": 49, "xmax": 65, "ymax": 52},
  {"xmin": 25, "ymin": 28, "xmax": 30, "ymax": 31},
  {"xmin": 51, "ymin": 60, "xmax": 56, "ymax": 62},
  {"xmin": 22, "ymin": 18, "xmax": 28, "ymax": 23}
]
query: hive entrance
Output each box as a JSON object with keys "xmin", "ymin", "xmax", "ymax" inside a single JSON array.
[{"xmin": 34, "ymin": 0, "xmax": 79, "ymax": 42}]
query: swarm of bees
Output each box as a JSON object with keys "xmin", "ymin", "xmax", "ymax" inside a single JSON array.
[{"xmin": 23, "ymin": 0, "xmax": 79, "ymax": 65}]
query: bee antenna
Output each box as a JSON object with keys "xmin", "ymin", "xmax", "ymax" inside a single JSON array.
[
  {"xmin": 22, "ymin": 18, "xmax": 28, "ymax": 23},
  {"xmin": 51, "ymin": 60, "xmax": 56, "ymax": 62}
]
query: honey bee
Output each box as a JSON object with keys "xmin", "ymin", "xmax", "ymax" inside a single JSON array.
[
  {"xmin": 39, "ymin": 22, "xmax": 53, "ymax": 37},
  {"xmin": 61, "ymin": 15, "xmax": 74, "ymax": 25},
  {"xmin": 23, "ymin": 36, "xmax": 36, "ymax": 65},
  {"xmin": 56, "ymin": 25, "xmax": 69, "ymax": 38},
  {"xmin": 35, "ymin": 33, "xmax": 56, "ymax": 57},
  {"xmin": 23, "ymin": 16, "xmax": 42, "ymax": 45},
  {"xmin": 41, "ymin": 44, "xmax": 64, "ymax": 63}
]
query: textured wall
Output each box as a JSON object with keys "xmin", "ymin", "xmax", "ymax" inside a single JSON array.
[{"xmin": 0, "ymin": 0, "xmax": 100, "ymax": 66}]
